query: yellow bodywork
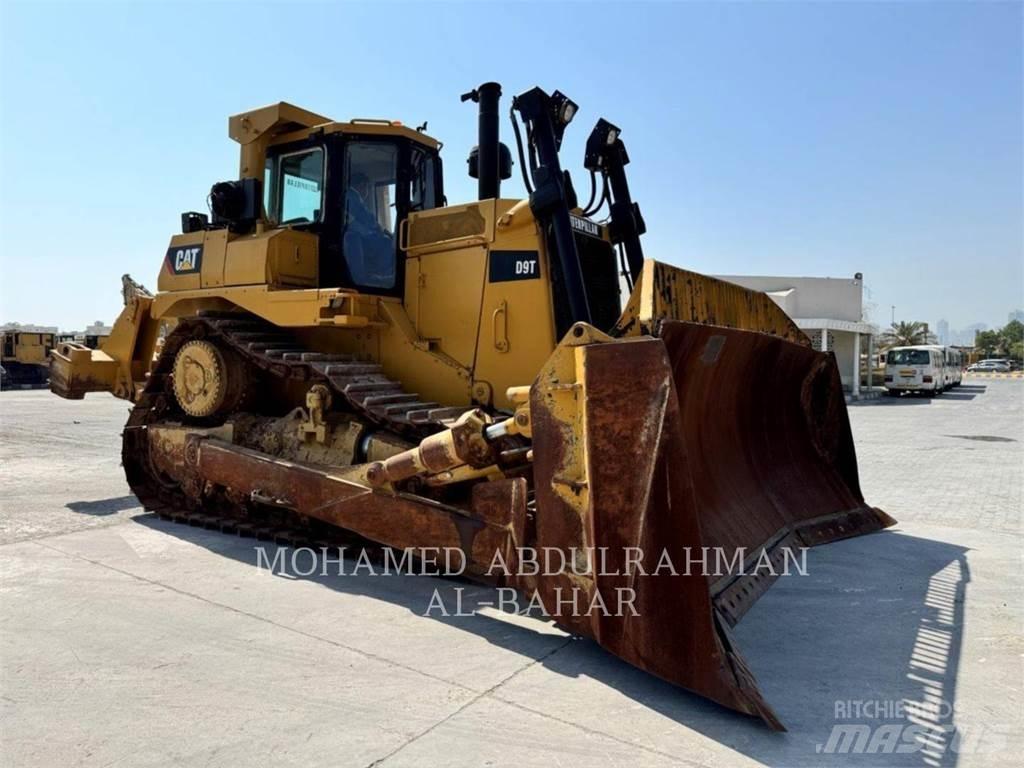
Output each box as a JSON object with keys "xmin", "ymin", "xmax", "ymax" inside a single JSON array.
[
  {"xmin": 70, "ymin": 195, "xmax": 560, "ymax": 411},
  {"xmin": 2, "ymin": 330, "xmax": 57, "ymax": 387},
  {"xmin": 1, "ymin": 331, "xmax": 55, "ymax": 366},
  {"xmin": 51, "ymin": 100, "xmax": 804, "ymax": 413}
]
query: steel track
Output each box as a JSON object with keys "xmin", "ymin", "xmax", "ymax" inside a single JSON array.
[{"xmin": 122, "ymin": 311, "xmax": 476, "ymax": 543}]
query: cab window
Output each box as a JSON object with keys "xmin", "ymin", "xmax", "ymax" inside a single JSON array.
[
  {"xmin": 264, "ymin": 147, "xmax": 324, "ymax": 224},
  {"xmin": 342, "ymin": 141, "xmax": 399, "ymax": 289},
  {"xmin": 410, "ymin": 148, "xmax": 439, "ymax": 212}
]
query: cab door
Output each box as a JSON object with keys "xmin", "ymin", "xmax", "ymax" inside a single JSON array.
[{"xmin": 402, "ymin": 200, "xmax": 491, "ymax": 369}]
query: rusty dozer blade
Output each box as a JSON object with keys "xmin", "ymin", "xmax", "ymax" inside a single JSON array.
[{"xmin": 529, "ymin": 321, "xmax": 895, "ymax": 730}]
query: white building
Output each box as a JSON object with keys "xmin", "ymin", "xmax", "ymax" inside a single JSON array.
[
  {"xmin": 0, "ymin": 322, "xmax": 59, "ymax": 334},
  {"xmin": 83, "ymin": 321, "xmax": 112, "ymax": 337},
  {"xmin": 716, "ymin": 273, "xmax": 879, "ymax": 397}
]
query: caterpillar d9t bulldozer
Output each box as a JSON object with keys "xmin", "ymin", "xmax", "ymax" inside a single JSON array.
[{"xmin": 50, "ymin": 82, "xmax": 893, "ymax": 729}]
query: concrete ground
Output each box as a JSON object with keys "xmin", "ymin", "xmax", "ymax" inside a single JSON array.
[{"xmin": 1, "ymin": 383, "xmax": 1021, "ymax": 767}]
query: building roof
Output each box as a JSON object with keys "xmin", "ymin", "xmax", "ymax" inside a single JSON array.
[
  {"xmin": 794, "ymin": 318, "xmax": 878, "ymax": 335},
  {"xmin": 715, "ymin": 274, "xmax": 866, "ymax": 325}
]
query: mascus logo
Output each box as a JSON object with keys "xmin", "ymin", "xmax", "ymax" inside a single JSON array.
[{"xmin": 166, "ymin": 245, "xmax": 203, "ymax": 275}]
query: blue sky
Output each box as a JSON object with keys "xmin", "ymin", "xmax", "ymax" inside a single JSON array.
[{"xmin": 1, "ymin": 0, "xmax": 1021, "ymax": 333}]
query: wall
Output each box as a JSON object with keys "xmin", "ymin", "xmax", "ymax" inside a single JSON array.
[
  {"xmin": 716, "ymin": 275, "xmax": 863, "ymax": 322},
  {"xmin": 831, "ymin": 332, "xmax": 857, "ymax": 389}
]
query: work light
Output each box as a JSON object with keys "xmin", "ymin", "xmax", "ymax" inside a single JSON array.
[{"xmin": 551, "ymin": 91, "xmax": 578, "ymax": 126}]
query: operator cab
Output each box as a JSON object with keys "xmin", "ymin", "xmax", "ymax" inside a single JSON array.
[{"xmin": 261, "ymin": 127, "xmax": 443, "ymax": 295}]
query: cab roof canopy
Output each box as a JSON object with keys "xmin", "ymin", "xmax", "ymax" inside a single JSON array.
[
  {"xmin": 229, "ymin": 102, "xmax": 439, "ymax": 150},
  {"xmin": 229, "ymin": 102, "xmax": 330, "ymax": 146}
]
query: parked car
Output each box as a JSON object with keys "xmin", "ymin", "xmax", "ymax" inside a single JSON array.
[
  {"xmin": 982, "ymin": 359, "xmax": 1016, "ymax": 372},
  {"xmin": 967, "ymin": 360, "xmax": 1011, "ymax": 373}
]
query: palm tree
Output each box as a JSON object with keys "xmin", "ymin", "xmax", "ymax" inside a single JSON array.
[{"xmin": 880, "ymin": 320, "xmax": 936, "ymax": 348}]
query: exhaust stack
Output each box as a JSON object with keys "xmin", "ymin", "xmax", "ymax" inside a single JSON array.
[{"xmin": 462, "ymin": 82, "xmax": 511, "ymax": 200}]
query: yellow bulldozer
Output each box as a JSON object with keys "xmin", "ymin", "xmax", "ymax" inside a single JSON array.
[
  {"xmin": 50, "ymin": 82, "xmax": 893, "ymax": 729},
  {"xmin": 2, "ymin": 330, "xmax": 57, "ymax": 388}
]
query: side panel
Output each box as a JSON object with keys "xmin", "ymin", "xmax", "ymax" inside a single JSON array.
[
  {"xmin": 409, "ymin": 244, "xmax": 487, "ymax": 368},
  {"xmin": 375, "ymin": 301, "xmax": 474, "ymax": 407},
  {"xmin": 267, "ymin": 229, "xmax": 318, "ymax": 287},
  {"xmin": 222, "ymin": 235, "xmax": 267, "ymax": 286},
  {"xmin": 403, "ymin": 198, "xmax": 560, "ymax": 409},
  {"xmin": 159, "ymin": 229, "xmax": 318, "ymax": 293},
  {"xmin": 473, "ymin": 224, "xmax": 559, "ymax": 411},
  {"xmin": 201, "ymin": 229, "xmax": 229, "ymax": 287},
  {"xmin": 405, "ymin": 201, "xmax": 492, "ymax": 251},
  {"xmin": 159, "ymin": 232, "xmax": 206, "ymax": 292}
]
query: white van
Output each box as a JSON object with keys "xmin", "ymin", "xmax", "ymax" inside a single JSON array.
[
  {"xmin": 944, "ymin": 348, "xmax": 963, "ymax": 388},
  {"xmin": 931, "ymin": 345, "xmax": 959, "ymax": 390},
  {"xmin": 885, "ymin": 346, "xmax": 945, "ymax": 396}
]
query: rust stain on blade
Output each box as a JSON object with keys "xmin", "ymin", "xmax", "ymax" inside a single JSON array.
[
  {"xmin": 531, "ymin": 323, "xmax": 893, "ymax": 730},
  {"xmin": 578, "ymin": 337, "xmax": 786, "ymax": 729},
  {"xmin": 658, "ymin": 321, "xmax": 895, "ymax": 624}
]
